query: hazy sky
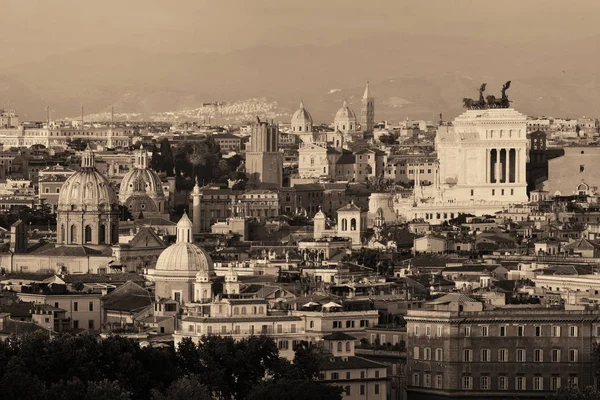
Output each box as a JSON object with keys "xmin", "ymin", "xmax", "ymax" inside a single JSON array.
[{"xmin": 1, "ymin": 0, "xmax": 598, "ymax": 66}]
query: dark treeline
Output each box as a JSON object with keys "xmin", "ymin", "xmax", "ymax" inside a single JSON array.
[{"xmin": 0, "ymin": 332, "xmax": 342, "ymax": 400}]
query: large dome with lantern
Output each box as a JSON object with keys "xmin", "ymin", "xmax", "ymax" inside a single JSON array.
[
  {"xmin": 153, "ymin": 213, "xmax": 214, "ymax": 275},
  {"xmin": 119, "ymin": 145, "xmax": 165, "ymax": 214},
  {"xmin": 56, "ymin": 147, "xmax": 120, "ymax": 246},
  {"xmin": 57, "ymin": 148, "xmax": 118, "ymax": 212}
]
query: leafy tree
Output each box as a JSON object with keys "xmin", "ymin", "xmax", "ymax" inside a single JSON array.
[
  {"xmin": 72, "ymin": 281, "xmax": 85, "ymax": 292},
  {"xmin": 85, "ymin": 380, "xmax": 131, "ymax": 400},
  {"xmin": 151, "ymin": 138, "xmax": 174, "ymax": 176},
  {"xmin": 283, "ymin": 341, "xmax": 325, "ymax": 380},
  {"xmin": 151, "ymin": 375, "xmax": 211, "ymax": 400},
  {"xmin": 247, "ymin": 380, "xmax": 343, "ymax": 400},
  {"xmin": 550, "ymin": 384, "xmax": 600, "ymax": 400}
]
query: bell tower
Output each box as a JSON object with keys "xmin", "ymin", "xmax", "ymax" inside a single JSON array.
[{"xmin": 361, "ymin": 81, "xmax": 374, "ymax": 133}]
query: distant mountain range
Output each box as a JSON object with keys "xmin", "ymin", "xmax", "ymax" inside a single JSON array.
[{"xmin": 1, "ymin": 34, "xmax": 599, "ymax": 123}]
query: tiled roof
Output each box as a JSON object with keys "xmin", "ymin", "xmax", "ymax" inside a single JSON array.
[
  {"xmin": 63, "ymin": 273, "xmax": 145, "ymax": 284},
  {"xmin": 323, "ymin": 332, "xmax": 357, "ymax": 341},
  {"xmin": 321, "ymin": 355, "xmax": 386, "ymax": 371},
  {"xmin": 34, "ymin": 245, "xmax": 113, "ymax": 257},
  {"xmin": 103, "ymin": 281, "xmax": 152, "ymax": 312},
  {"xmin": 184, "ymin": 315, "xmax": 302, "ymax": 323}
]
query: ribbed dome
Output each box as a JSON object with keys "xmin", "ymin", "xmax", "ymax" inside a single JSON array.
[
  {"xmin": 119, "ymin": 168, "xmax": 164, "ymax": 203},
  {"xmin": 335, "ymin": 100, "xmax": 357, "ymax": 121},
  {"xmin": 291, "ymin": 101, "xmax": 313, "ymax": 126},
  {"xmin": 58, "ymin": 150, "xmax": 118, "ymax": 211},
  {"xmin": 154, "ymin": 242, "xmax": 214, "ymax": 273}
]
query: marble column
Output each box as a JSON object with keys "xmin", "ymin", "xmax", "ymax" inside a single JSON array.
[
  {"xmin": 494, "ymin": 149, "xmax": 500, "ymax": 184},
  {"xmin": 516, "ymin": 148, "xmax": 521, "ymax": 183},
  {"xmin": 486, "ymin": 149, "xmax": 490, "ymax": 183}
]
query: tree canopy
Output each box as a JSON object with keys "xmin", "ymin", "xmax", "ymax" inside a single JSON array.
[{"xmin": 0, "ymin": 332, "xmax": 341, "ymax": 400}]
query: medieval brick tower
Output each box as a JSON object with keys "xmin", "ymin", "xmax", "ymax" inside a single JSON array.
[{"xmin": 246, "ymin": 118, "xmax": 283, "ymax": 188}]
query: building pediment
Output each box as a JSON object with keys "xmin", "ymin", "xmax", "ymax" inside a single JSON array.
[{"xmin": 128, "ymin": 228, "xmax": 167, "ymax": 249}]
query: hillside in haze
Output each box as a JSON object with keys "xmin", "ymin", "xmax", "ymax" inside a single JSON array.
[{"xmin": 1, "ymin": 33, "xmax": 599, "ymax": 123}]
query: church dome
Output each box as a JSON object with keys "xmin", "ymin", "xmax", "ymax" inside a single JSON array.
[
  {"xmin": 335, "ymin": 100, "xmax": 357, "ymax": 121},
  {"xmin": 291, "ymin": 101, "xmax": 313, "ymax": 133},
  {"xmin": 57, "ymin": 148, "xmax": 118, "ymax": 212},
  {"xmin": 154, "ymin": 213, "xmax": 214, "ymax": 274},
  {"xmin": 119, "ymin": 146, "xmax": 164, "ymax": 204},
  {"xmin": 334, "ymin": 100, "xmax": 357, "ymax": 133}
]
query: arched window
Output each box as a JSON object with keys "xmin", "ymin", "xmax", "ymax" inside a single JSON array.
[
  {"xmin": 70, "ymin": 225, "xmax": 77, "ymax": 244},
  {"xmin": 337, "ymin": 342, "xmax": 342, "ymax": 352},
  {"xmin": 84, "ymin": 225, "xmax": 92, "ymax": 243},
  {"xmin": 253, "ymin": 306, "xmax": 257, "ymax": 314},
  {"xmin": 111, "ymin": 224, "xmax": 117, "ymax": 244},
  {"xmin": 341, "ymin": 218, "xmax": 348, "ymax": 231},
  {"xmin": 258, "ymin": 306, "xmax": 264, "ymax": 314},
  {"xmin": 234, "ymin": 307, "xmax": 239, "ymax": 315},
  {"xmin": 345, "ymin": 341, "xmax": 351, "ymax": 352},
  {"xmin": 203, "ymin": 289, "xmax": 207, "ymax": 298},
  {"xmin": 350, "ymin": 218, "xmax": 357, "ymax": 231},
  {"xmin": 99, "ymin": 225, "xmax": 106, "ymax": 244},
  {"xmin": 241, "ymin": 307, "xmax": 247, "ymax": 315}
]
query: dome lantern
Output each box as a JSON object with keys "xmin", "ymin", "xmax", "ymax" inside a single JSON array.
[
  {"xmin": 81, "ymin": 146, "xmax": 95, "ymax": 168},
  {"xmin": 176, "ymin": 212, "xmax": 193, "ymax": 244}
]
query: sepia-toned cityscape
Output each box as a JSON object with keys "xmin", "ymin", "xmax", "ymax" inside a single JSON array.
[{"xmin": 1, "ymin": 1, "xmax": 600, "ymax": 399}]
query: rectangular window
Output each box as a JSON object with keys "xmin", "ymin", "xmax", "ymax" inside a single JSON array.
[
  {"xmin": 492, "ymin": 189, "xmax": 495, "ymax": 196},
  {"xmin": 482, "ymin": 326, "xmax": 489, "ymax": 337},
  {"xmin": 74, "ymin": 302, "xmax": 78, "ymax": 312},
  {"xmin": 413, "ymin": 346, "xmax": 420, "ymax": 360},
  {"xmin": 498, "ymin": 348, "xmax": 508, "ymax": 362},
  {"xmin": 516, "ymin": 376, "xmax": 526, "ymax": 390},
  {"xmin": 517, "ymin": 349, "xmax": 526, "ymax": 362},
  {"xmin": 568, "ymin": 376, "xmax": 578, "ymax": 387},
  {"xmin": 534, "ymin": 349, "xmax": 543, "ymax": 362},
  {"xmin": 551, "ymin": 376, "xmax": 561, "ymax": 390},
  {"xmin": 331, "ymin": 372, "xmax": 339, "ymax": 380},
  {"xmin": 464, "ymin": 326, "xmax": 471, "ymax": 337},
  {"xmin": 437, "ymin": 325, "xmax": 443, "ymax": 337},
  {"xmin": 569, "ymin": 349, "xmax": 579, "ymax": 362},
  {"xmin": 424, "ymin": 347, "xmax": 432, "ymax": 360},
  {"xmin": 535, "ymin": 326, "xmax": 542, "ymax": 336},
  {"xmin": 435, "ymin": 348, "xmax": 443, "ymax": 361},
  {"xmin": 569, "ymin": 326, "xmax": 579, "ymax": 337},
  {"xmin": 534, "ymin": 377, "xmax": 543, "ymax": 391},
  {"xmin": 346, "ymin": 372, "xmax": 350, "ymax": 380},
  {"xmin": 552, "ymin": 349, "xmax": 561, "ymax": 362},
  {"xmin": 481, "ymin": 349, "xmax": 490, "ymax": 362},
  {"xmin": 412, "ymin": 374, "xmax": 419, "ymax": 387},
  {"xmin": 426, "ymin": 325, "xmax": 431, "ymax": 336},
  {"xmin": 88, "ymin": 320, "xmax": 94, "ymax": 329},
  {"xmin": 414, "ymin": 326, "xmax": 419, "ymax": 336},
  {"xmin": 517, "ymin": 326, "xmax": 524, "ymax": 337},
  {"xmin": 463, "ymin": 349, "xmax": 472, "ymax": 362},
  {"xmin": 471, "ymin": 189, "xmax": 474, "ymax": 196},
  {"xmin": 462, "ymin": 376, "xmax": 473, "ymax": 390},
  {"xmin": 374, "ymin": 384, "xmax": 380, "ymax": 394},
  {"xmin": 499, "ymin": 376, "xmax": 508, "ymax": 390},
  {"xmin": 500, "ymin": 326, "xmax": 506, "ymax": 337},
  {"xmin": 552, "ymin": 326, "xmax": 561, "ymax": 337},
  {"xmin": 88, "ymin": 301, "xmax": 94, "ymax": 312},
  {"xmin": 423, "ymin": 374, "xmax": 431, "ymax": 388},
  {"xmin": 481, "ymin": 376, "xmax": 490, "ymax": 390},
  {"xmin": 435, "ymin": 375, "xmax": 443, "ymax": 389}
]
